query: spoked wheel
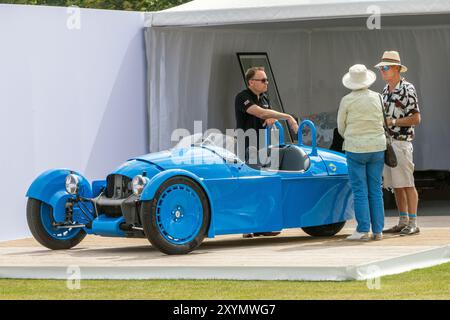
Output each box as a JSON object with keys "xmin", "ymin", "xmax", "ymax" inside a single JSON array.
[
  {"xmin": 26, "ymin": 198, "xmax": 86, "ymax": 250},
  {"xmin": 302, "ymin": 221, "xmax": 346, "ymax": 237},
  {"xmin": 141, "ymin": 176, "xmax": 210, "ymax": 255}
]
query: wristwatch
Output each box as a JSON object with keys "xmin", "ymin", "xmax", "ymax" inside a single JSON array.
[{"xmin": 392, "ymin": 119, "xmax": 397, "ymax": 126}]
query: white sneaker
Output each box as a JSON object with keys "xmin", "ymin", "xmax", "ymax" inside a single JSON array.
[
  {"xmin": 372, "ymin": 233, "xmax": 383, "ymax": 241},
  {"xmin": 346, "ymin": 231, "xmax": 370, "ymax": 241}
]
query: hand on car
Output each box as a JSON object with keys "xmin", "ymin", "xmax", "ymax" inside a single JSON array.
[{"xmin": 263, "ymin": 118, "xmax": 277, "ymax": 127}]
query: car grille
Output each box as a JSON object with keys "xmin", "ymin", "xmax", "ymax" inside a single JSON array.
[{"xmin": 105, "ymin": 174, "xmax": 132, "ymax": 199}]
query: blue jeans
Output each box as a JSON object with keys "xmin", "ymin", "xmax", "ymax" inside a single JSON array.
[{"xmin": 346, "ymin": 151, "xmax": 385, "ymax": 234}]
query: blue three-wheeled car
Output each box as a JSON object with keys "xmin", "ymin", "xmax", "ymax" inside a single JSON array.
[{"xmin": 26, "ymin": 120, "xmax": 354, "ymax": 254}]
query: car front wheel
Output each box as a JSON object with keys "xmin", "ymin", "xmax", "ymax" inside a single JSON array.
[
  {"xmin": 141, "ymin": 176, "xmax": 210, "ymax": 255},
  {"xmin": 26, "ymin": 198, "xmax": 86, "ymax": 250}
]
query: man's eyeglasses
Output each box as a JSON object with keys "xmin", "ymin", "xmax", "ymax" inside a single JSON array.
[
  {"xmin": 252, "ymin": 78, "xmax": 269, "ymax": 83},
  {"xmin": 379, "ymin": 65, "xmax": 391, "ymax": 71}
]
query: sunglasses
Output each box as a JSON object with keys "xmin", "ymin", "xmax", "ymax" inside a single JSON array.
[
  {"xmin": 379, "ymin": 65, "xmax": 391, "ymax": 71},
  {"xmin": 252, "ymin": 78, "xmax": 269, "ymax": 83}
]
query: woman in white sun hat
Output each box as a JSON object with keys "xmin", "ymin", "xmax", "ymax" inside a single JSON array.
[{"xmin": 337, "ymin": 64, "xmax": 386, "ymax": 241}]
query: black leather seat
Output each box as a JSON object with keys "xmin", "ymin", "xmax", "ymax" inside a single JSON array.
[
  {"xmin": 276, "ymin": 145, "xmax": 310, "ymax": 171},
  {"xmin": 246, "ymin": 145, "xmax": 310, "ymax": 172}
]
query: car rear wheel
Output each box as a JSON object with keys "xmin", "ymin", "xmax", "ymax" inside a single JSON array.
[
  {"xmin": 141, "ymin": 176, "xmax": 210, "ymax": 255},
  {"xmin": 302, "ymin": 221, "xmax": 346, "ymax": 237},
  {"xmin": 26, "ymin": 198, "xmax": 86, "ymax": 250}
]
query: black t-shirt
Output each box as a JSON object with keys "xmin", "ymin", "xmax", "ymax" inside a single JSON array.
[{"xmin": 235, "ymin": 89, "xmax": 271, "ymax": 132}]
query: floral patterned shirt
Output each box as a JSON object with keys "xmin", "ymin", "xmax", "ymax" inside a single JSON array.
[{"xmin": 382, "ymin": 79, "xmax": 420, "ymax": 141}]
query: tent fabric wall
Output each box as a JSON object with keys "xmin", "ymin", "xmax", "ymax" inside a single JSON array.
[
  {"xmin": 0, "ymin": 5, "xmax": 147, "ymax": 241},
  {"xmin": 145, "ymin": 22, "xmax": 450, "ymax": 171}
]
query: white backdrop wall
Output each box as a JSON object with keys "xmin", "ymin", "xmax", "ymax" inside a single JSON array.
[
  {"xmin": 0, "ymin": 5, "xmax": 147, "ymax": 241},
  {"xmin": 146, "ymin": 20, "xmax": 450, "ymax": 171}
]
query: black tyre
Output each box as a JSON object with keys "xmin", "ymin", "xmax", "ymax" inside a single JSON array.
[
  {"xmin": 26, "ymin": 198, "xmax": 86, "ymax": 250},
  {"xmin": 141, "ymin": 176, "xmax": 210, "ymax": 255},
  {"xmin": 302, "ymin": 221, "xmax": 346, "ymax": 237}
]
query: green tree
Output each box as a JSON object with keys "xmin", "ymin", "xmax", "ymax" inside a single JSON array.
[{"xmin": 1, "ymin": 0, "xmax": 192, "ymax": 11}]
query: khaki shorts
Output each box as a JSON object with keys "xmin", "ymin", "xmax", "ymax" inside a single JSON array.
[{"xmin": 383, "ymin": 140, "xmax": 415, "ymax": 189}]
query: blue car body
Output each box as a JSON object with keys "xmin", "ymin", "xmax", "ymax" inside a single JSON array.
[{"xmin": 26, "ymin": 121, "xmax": 354, "ymax": 253}]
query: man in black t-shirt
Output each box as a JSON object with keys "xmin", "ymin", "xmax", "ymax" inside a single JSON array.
[
  {"xmin": 235, "ymin": 67, "xmax": 298, "ymax": 238},
  {"xmin": 235, "ymin": 67, "xmax": 298, "ymax": 149}
]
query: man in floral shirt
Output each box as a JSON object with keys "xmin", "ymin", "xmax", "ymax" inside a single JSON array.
[{"xmin": 375, "ymin": 51, "xmax": 422, "ymax": 236}]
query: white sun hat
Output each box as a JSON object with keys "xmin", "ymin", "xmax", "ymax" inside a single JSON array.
[
  {"xmin": 374, "ymin": 51, "xmax": 408, "ymax": 73},
  {"xmin": 342, "ymin": 64, "xmax": 377, "ymax": 90}
]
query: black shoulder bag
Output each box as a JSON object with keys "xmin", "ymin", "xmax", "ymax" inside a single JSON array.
[{"xmin": 379, "ymin": 94, "xmax": 397, "ymax": 168}]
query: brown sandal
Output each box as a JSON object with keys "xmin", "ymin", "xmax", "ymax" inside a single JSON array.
[{"xmin": 383, "ymin": 225, "xmax": 406, "ymax": 234}]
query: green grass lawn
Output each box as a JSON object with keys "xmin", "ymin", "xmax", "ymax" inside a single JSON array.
[{"xmin": 1, "ymin": 262, "xmax": 450, "ymax": 300}]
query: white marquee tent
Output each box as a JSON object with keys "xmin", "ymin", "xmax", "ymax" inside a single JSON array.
[
  {"xmin": 0, "ymin": 5, "xmax": 147, "ymax": 241},
  {"xmin": 145, "ymin": 0, "xmax": 450, "ymax": 171},
  {"xmin": 150, "ymin": 0, "xmax": 450, "ymax": 26}
]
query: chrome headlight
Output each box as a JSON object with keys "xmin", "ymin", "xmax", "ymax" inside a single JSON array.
[
  {"xmin": 132, "ymin": 175, "xmax": 149, "ymax": 196},
  {"xmin": 65, "ymin": 174, "xmax": 79, "ymax": 195}
]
